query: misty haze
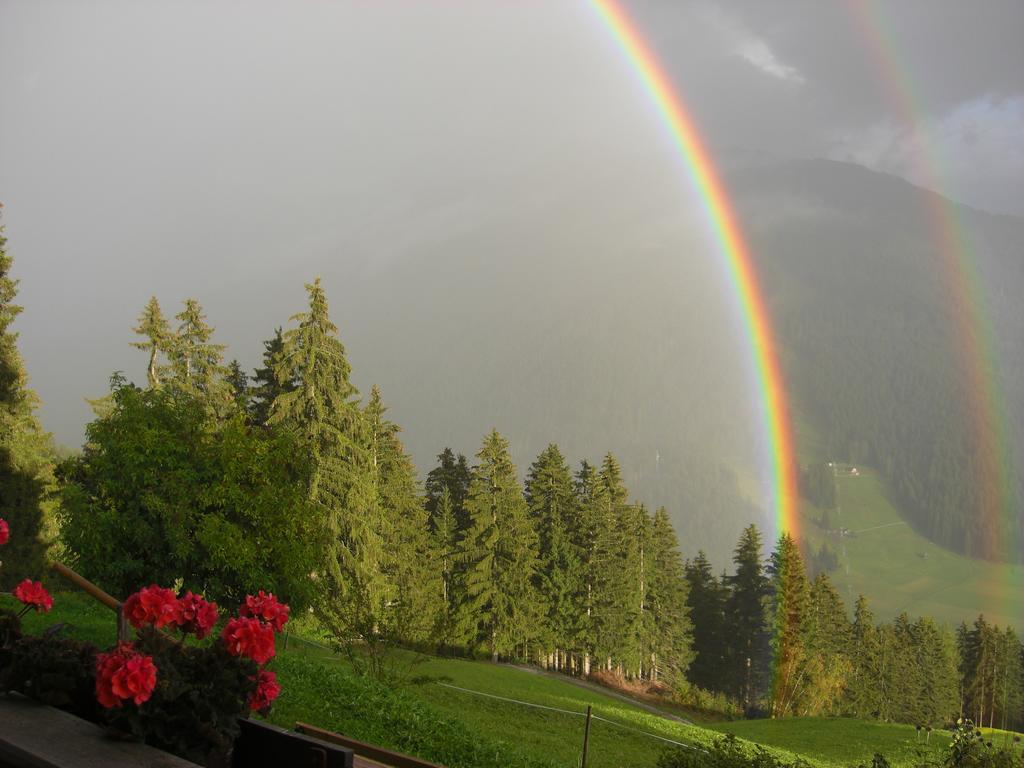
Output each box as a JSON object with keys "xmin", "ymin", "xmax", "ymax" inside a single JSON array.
[{"xmin": 0, "ymin": 2, "xmax": 1022, "ymax": 767}]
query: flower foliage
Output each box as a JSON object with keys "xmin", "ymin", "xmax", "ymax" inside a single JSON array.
[
  {"xmin": 95, "ymin": 644, "xmax": 158, "ymax": 708},
  {"xmin": 239, "ymin": 590, "xmax": 290, "ymax": 632},
  {"xmin": 221, "ymin": 616, "xmax": 276, "ymax": 664},
  {"xmin": 0, "ymin": 518, "xmax": 9, "ymax": 545},
  {"xmin": 178, "ymin": 591, "xmax": 219, "ymax": 639},
  {"xmin": 122, "ymin": 585, "xmax": 182, "ymax": 629},
  {"xmin": 13, "ymin": 579, "xmax": 53, "ymax": 613},
  {"xmin": 247, "ymin": 669, "xmax": 281, "ymax": 713}
]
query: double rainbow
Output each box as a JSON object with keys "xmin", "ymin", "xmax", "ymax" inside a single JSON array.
[
  {"xmin": 850, "ymin": 2, "xmax": 1015, "ymax": 609},
  {"xmin": 588, "ymin": 0, "xmax": 799, "ymax": 541}
]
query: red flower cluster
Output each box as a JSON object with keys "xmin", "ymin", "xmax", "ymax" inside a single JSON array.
[
  {"xmin": 239, "ymin": 591, "xmax": 290, "ymax": 632},
  {"xmin": 123, "ymin": 585, "xmax": 182, "ymax": 629},
  {"xmin": 247, "ymin": 669, "xmax": 281, "ymax": 713},
  {"xmin": 221, "ymin": 617, "xmax": 276, "ymax": 664},
  {"xmin": 13, "ymin": 579, "xmax": 53, "ymax": 613},
  {"xmin": 178, "ymin": 592, "xmax": 219, "ymax": 639},
  {"xmin": 95, "ymin": 644, "xmax": 158, "ymax": 708},
  {"xmin": 0, "ymin": 517, "xmax": 9, "ymax": 545}
]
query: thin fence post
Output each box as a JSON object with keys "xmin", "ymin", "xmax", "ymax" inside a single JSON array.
[
  {"xmin": 581, "ymin": 705, "xmax": 592, "ymax": 768},
  {"xmin": 116, "ymin": 604, "xmax": 130, "ymax": 644}
]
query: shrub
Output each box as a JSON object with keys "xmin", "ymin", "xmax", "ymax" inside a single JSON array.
[
  {"xmin": 59, "ymin": 384, "xmax": 322, "ymax": 609},
  {"xmin": 658, "ymin": 734, "xmax": 813, "ymax": 768}
]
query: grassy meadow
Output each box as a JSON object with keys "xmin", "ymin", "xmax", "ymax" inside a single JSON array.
[{"xmin": 6, "ymin": 590, "xmax": 979, "ymax": 768}]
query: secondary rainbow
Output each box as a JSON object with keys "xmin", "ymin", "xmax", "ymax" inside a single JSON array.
[
  {"xmin": 850, "ymin": 3, "xmax": 1013, "ymax": 560},
  {"xmin": 588, "ymin": 0, "xmax": 799, "ymax": 539}
]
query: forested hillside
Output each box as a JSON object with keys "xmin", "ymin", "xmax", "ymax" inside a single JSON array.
[
  {"xmin": 325, "ymin": 153, "xmax": 1024, "ymax": 567},
  {"xmin": 729, "ymin": 157, "xmax": 1024, "ymax": 561}
]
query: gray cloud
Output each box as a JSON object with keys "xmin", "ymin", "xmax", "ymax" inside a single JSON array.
[{"xmin": 0, "ymin": 0, "xmax": 1021, "ymax": 447}]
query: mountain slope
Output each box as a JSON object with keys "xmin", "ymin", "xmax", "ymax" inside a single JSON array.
[
  {"xmin": 331, "ymin": 153, "xmax": 1023, "ymax": 570},
  {"xmin": 729, "ymin": 157, "xmax": 1024, "ymax": 562}
]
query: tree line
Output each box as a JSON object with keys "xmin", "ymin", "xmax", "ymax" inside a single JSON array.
[{"xmin": 1, "ymin": 227, "xmax": 1021, "ymax": 727}]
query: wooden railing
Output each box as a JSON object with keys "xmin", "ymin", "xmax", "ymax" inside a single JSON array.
[
  {"xmin": 50, "ymin": 561, "xmax": 130, "ymax": 642},
  {"xmin": 295, "ymin": 723, "xmax": 445, "ymax": 768}
]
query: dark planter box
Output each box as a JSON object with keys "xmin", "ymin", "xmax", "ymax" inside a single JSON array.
[
  {"xmin": 0, "ymin": 695, "xmax": 353, "ymax": 768},
  {"xmin": 232, "ymin": 719, "xmax": 352, "ymax": 768}
]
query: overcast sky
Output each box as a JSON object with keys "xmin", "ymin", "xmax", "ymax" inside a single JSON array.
[{"xmin": 1, "ymin": 0, "xmax": 1021, "ymax": 446}]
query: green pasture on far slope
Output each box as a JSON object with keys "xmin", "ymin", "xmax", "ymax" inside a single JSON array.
[{"xmin": 796, "ymin": 468, "xmax": 1024, "ymax": 629}]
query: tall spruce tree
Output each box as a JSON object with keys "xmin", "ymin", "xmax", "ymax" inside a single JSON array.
[
  {"xmin": 364, "ymin": 385, "xmax": 441, "ymax": 649},
  {"xmin": 591, "ymin": 453, "xmax": 634, "ymax": 671},
  {"xmin": 426, "ymin": 448, "xmax": 472, "ymax": 530},
  {"xmin": 525, "ymin": 444, "xmax": 582, "ymax": 672},
  {"xmin": 684, "ymin": 551, "xmax": 727, "ymax": 692},
  {"xmin": 647, "ymin": 507, "xmax": 693, "ymax": 688},
  {"xmin": 226, "ymin": 360, "xmax": 249, "ymax": 412},
  {"xmin": 573, "ymin": 460, "xmax": 609, "ymax": 675},
  {"xmin": 249, "ymin": 327, "xmax": 295, "ymax": 425},
  {"xmin": 801, "ymin": 572, "xmax": 851, "ymax": 715},
  {"xmin": 130, "ymin": 296, "xmax": 172, "ymax": 388},
  {"xmin": 846, "ymin": 595, "xmax": 883, "ymax": 718},
  {"xmin": 618, "ymin": 502, "xmax": 652, "ymax": 678},
  {"xmin": 456, "ymin": 430, "xmax": 539, "ymax": 661},
  {"xmin": 0, "ymin": 215, "xmax": 53, "ymax": 586},
  {"xmin": 768, "ymin": 533, "xmax": 811, "ymax": 717},
  {"xmin": 270, "ymin": 279, "xmax": 380, "ymax": 643},
  {"xmin": 432, "ymin": 486, "xmax": 460, "ymax": 649},
  {"xmin": 166, "ymin": 299, "xmax": 231, "ymax": 411},
  {"xmin": 912, "ymin": 617, "xmax": 960, "ymax": 726},
  {"xmin": 724, "ymin": 524, "xmax": 770, "ymax": 710}
]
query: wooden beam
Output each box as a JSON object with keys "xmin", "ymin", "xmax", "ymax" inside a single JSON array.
[{"xmin": 295, "ymin": 723, "xmax": 445, "ymax": 768}]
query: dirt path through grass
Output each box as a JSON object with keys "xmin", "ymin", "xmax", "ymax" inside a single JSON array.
[{"xmin": 500, "ymin": 663, "xmax": 696, "ymax": 725}]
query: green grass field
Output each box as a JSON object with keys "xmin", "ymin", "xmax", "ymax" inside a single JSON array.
[
  {"xmin": 796, "ymin": 467, "xmax": 1024, "ymax": 629},
  {"xmin": 4, "ymin": 590, "xmax": 967, "ymax": 768},
  {"xmin": 707, "ymin": 718, "xmax": 947, "ymax": 767}
]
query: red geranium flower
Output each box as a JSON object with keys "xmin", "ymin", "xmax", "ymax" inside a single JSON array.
[
  {"xmin": 221, "ymin": 617, "xmax": 276, "ymax": 664},
  {"xmin": 13, "ymin": 579, "xmax": 53, "ymax": 613},
  {"xmin": 95, "ymin": 644, "xmax": 158, "ymax": 708},
  {"xmin": 239, "ymin": 591, "xmax": 290, "ymax": 632},
  {"xmin": 178, "ymin": 591, "xmax": 219, "ymax": 639},
  {"xmin": 0, "ymin": 518, "xmax": 9, "ymax": 545},
  {"xmin": 122, "ymin": 585, "xmax": 182, "ymax": 629},
  {"xmin": 247, "ymin": 669, "xmax": 281, "ymax": 713}
]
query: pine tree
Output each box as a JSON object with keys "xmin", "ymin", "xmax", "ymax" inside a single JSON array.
[
  {"xmin": 618, "ymin": 502, "xmax": 652, "ymax": 679},
  {"xmin": 584, "ymin": 454, "xmax": 634, "ymax": 672},
  {"xmin": 724, "ymin": 524, "xmax": 770, "ymax": 710},
  {"xmin": 800, "ymin": 573, "xmax": 851, "ymax": 715},
  {"xmin": 226, "ymin": 360, "xmax": 249, "ymax": 412},
  {"xmin": 270, "ymin": 279, "xmax": 379, "ymax": 643},
  {"xmin": 456, "ymin": 430, "xmax": 539, "ymax": 661},
  {"xmin": 426, "ymin": 448, "xmax": 472, "ymax": 531},
  {"xmin": 432, "ymin": 486, "xmax": 460, "ymax": 649},
  {"xmin": 684, "ymin": 551, "xmax": 726, "ymax": 692},
  {"xmin": 573, "ymin": 460, "xmax": 609, "ymax": 676},
  {"xmin": 130, "ymin": 296, "xmax": 172, "ymax": 388},
  {"xmin": 0, "ymin": 214, "xmax": 53, "ymax": 586},
  {"xmin": 166, "ymin": 298, "xmax": 231, "ymax": 411},
  {"xmin": 768, "ymin": 533, "xmax": 811, "ymax": 717},
  {"xmin": 525, "ymin": 444, "xmax": 582, "ymax": 672},
  {"xmin": 882, "ymin": 613, "xmax": 923, "ymax": 723},
  {"xmin": 365, "ymin": 385, "xmax": 441, "ymax": 651},
  {"xmin": 250, "ymin": 328, "xmax": 296, "ymax": 426},
  {"xmin": 846, "ymin": 595, "xmax": 883, "ymax": 718},
  {"xmin": 647, "ymin": 507, "xmax": 693, "ymax": 688},
  {"xmin": 913, "ymin": 617, "xmax": 960, "ymax": 726}
]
